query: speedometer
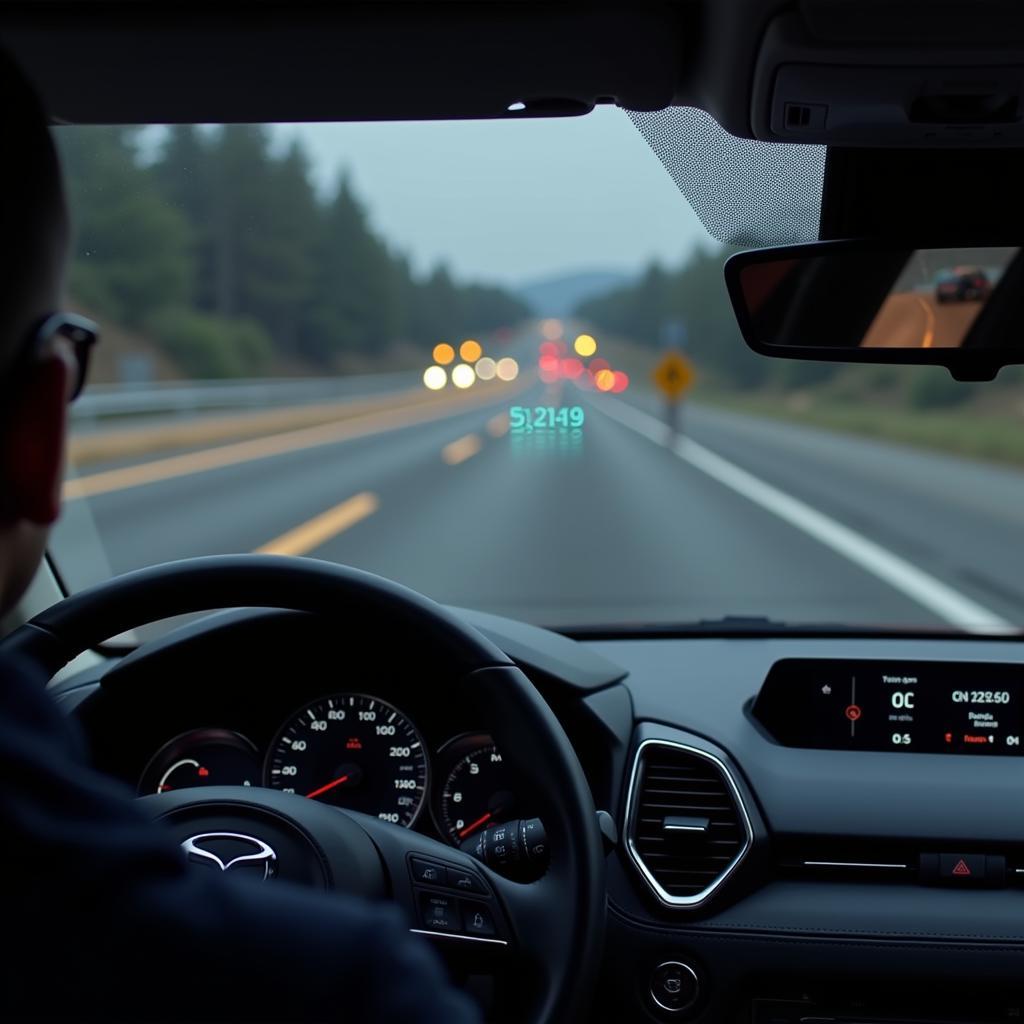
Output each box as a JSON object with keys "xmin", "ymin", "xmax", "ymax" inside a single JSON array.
[{"xmin": 265, "ymin": 694, "xmax": 428, "ymax": 827}]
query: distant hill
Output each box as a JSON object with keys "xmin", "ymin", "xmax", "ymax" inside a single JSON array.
[{"xmin": 516, "ymin": 269, "xmax": 634, "ymax": 320}]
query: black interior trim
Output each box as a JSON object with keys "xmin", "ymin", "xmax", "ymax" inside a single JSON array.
[{"xmin": 0, "ymin": 2, "xmax": 683, "ymax": 125}]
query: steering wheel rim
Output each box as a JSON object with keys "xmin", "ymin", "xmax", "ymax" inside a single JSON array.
[{"xmin": 1, "ymin": 555, "xmax": 605, "ymax": 1024}]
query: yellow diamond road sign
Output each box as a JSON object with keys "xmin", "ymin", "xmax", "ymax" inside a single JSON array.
[{"xmin": 653, "ymin": 351, "xmax": 695, "ymax": 400}]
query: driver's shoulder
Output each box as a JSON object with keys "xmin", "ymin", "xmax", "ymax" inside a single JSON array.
[{"xmin": 0, "ymin": 648, "xmax": 88, "ymax": 759}]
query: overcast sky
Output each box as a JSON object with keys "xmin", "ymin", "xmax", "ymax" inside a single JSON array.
[{"xmin": 273, "ymin": 107, "xmax": 709, "ymax": 288}]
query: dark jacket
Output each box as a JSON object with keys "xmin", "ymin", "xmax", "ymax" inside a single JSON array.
[{"xmin": 0, "ymin": 653, "xmax": 481, "ymax": 1023}]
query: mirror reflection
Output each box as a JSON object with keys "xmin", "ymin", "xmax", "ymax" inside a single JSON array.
[{"xmin": 736, "ymin": 246, "xmax": 1020, "ymax": 352}]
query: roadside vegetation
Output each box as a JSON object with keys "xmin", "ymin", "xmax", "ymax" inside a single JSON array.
[
  {"xmin": 577, "ymin": 245, "xmax": 1024, "ymax": 469},
  {"xmin": 57, "ymin": 127, "xmax": 529, "ymax": 381}
]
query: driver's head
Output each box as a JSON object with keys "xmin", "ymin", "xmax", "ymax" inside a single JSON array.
[{"xmin": 0, "ymin": 51, "xmax": 74, "ymax": 618}]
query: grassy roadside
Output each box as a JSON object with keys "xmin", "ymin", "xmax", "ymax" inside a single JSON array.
[{"xmin": 700, "ymin": 389, "xmax": 1024, "ymax": 470}]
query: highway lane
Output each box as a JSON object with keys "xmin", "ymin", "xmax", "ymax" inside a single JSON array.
[
  {"xmin": 55, "ymin": 391, "xmax": 519, "ymax": 581},
  {"xmin": 671, "ymin": 399, "xmax": 1024, "ymax": 627},
  {"xmin": 298, "ymin": 388, "xmax": 939, "ymax": 628},
  {"xmin": 51, "ymin": 375, "xmax": 1022, "ymax": 632}
]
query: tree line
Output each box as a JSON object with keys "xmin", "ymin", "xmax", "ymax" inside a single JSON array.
[
  {"xmin": 576, "ymin": 244, "xmax": 1012, "ymax": 408},
  {"xmin": 576, "ymin": 244, "xmax": 784, "ymax": 390},
  {"xmin": 56, "ymin": 126, "xmax": 530, "ymax": 378}
]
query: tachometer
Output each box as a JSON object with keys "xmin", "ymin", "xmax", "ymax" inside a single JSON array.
[
  {"xmin": 433, "ymin": 733, "xmax": 526, "ymax": 846},
  {"xmin": 265, "ymin": 694, "xmax": 428, "ymax": 827}
]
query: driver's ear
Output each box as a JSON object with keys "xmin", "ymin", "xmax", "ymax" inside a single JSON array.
[{"xmin": 0, "ymin": 352, "xmax": 70, "ymax": 526}]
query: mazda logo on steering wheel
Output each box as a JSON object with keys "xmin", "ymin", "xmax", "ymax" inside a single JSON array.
[{"xmin": 182, "ymin": 833, "xmax": 277, "ymax": 880}]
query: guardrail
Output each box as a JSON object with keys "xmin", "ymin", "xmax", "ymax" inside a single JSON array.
[{"xmin": 71, "ymin": 371, "xmax": 421, "ymax": 422}]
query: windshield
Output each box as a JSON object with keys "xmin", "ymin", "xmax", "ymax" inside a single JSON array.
[{"xmin": 49, "ymin": 113, "xmax": 1021, "ymax": 634}]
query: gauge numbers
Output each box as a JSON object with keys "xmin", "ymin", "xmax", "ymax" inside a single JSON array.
[
  {"xmin": 434, "ymin": 733, "xmax": 523, "ymax": 845},
  {"xmin": 265, "ymin": 693, "xmax": 428, "ymax": 827}
]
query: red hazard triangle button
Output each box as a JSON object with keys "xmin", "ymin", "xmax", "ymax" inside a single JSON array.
[
  {"xmin": 922, "ymin": 853, "xmax": 1005, "ymax": 885},
  {"xmin": 939, "ymin": 853, "xmax": 987, "ymax": 882}
]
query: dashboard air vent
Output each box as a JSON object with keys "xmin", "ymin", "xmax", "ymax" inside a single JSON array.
[{"xmin": 625, "ymin": 740, "xmax": 752, "ymax": 907}]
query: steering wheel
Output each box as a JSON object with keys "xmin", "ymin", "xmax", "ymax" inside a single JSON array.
[{"xmin": 0, "ymin": 555, "xmax": 605, "ymax": 1023}]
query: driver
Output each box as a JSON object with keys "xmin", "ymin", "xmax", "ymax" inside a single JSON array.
[{"xmin": 0, "ymin": 51, "xmax": 481, "ymax": 1023}]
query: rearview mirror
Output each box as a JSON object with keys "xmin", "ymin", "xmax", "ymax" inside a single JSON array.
[{"xmin": 724, "ymin": 242, "xmax": 1023, "ymax": 381}]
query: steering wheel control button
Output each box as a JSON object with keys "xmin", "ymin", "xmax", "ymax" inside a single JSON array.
[
  {"xmin": 446, "ymin": 866, "xmax": 487, "ymax": 895},
  {"xmin": 408, "ymin": 855, "xmax": 491, "ymax": 897},
  {"xmin": 650, "ymin": 961, "xmax": 699, "ymax": 1015},
  {"xmin": 419, "ymin": 893, "xmax": 461, "ymax": 933},
  {"xmin": 460, "ymin": 901, "xmax": 496, "ymax": 938},
  {"xmin": 410, "ymin": 857, "xmax": 446, "ymax": 886}
]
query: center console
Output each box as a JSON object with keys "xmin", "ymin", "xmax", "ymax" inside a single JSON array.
[{"xmin": 754, "ymin": 657, "xmax": 1024, "ymax": 755}]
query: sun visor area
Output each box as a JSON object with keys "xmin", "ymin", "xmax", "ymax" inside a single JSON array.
[{"xmin": 628, "ymin": 106, "xmax": 825, "ymax": 246}]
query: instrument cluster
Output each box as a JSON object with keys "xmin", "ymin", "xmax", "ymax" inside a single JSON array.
[{"xmin": 138, "ymin": 690, "xmax": 526, "ymax": 847}]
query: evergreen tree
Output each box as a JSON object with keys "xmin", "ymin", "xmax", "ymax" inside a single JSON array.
[
  {"xmin": 57, "ymin": 127, "xmax": 193, "ymax": 327},
  {"xmin": 578, "ymin": 244, "xmax": 769, "ymax": 389},
  {"xmin": 58, "ymin": 124, "xmax": 530, "ymax": 377},
  {"xmin": 153, "ymin": 126, "xmax": 216, "ymax": 309},
  {"xmin": 306, "ymin": 174, "xmax": 400, "ymax": 361}
]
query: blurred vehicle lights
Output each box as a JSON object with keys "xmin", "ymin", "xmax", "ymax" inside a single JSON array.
[
  {"xmin": 475, "ymin": 356, "xmax": 497, "ymax": 380},
  {"xmin": 611, "ymin": 370, "xmax": 629, "ymax": 393},
  {"xmin": 539, "ymin": 341, "xmax": 559, "ymax": 358},
  {"xmin": 433, "ymin": 343, "xmax": 455, "ymax": 365},
  {"xmin": 573, "ymin": 334, "xmax": 597, "ymax": 357},
  {"xmin": 589, "ymin": 357, "xmax": 609, "ymax": 374},
  {"xmin": 460, "ymin": 339, "xmax": 482, "ymax": 363},
  {"xmin": 540, "ymin": 319, "xmax": 562, "ymax": 341},
  {"xmin": 451, "ymin": 363, "xmax": 476, "ymax": 389},
  {"xmin": 594, "ymin": 368, "xmax": 615, "ymax": 392},
  {"xmin": 538, "ymin": 353, "xmax": 560, "ymax": 383},
  {"xmin": 561, "ymin": 357, "xmax": 584, "ymax": 379},
  {"xmin": 496, "ymin": 357, "xmax": 519, "ymax": 381},
  {"xmin": 423, "ymin": 365, "xmax": 447, "ymax": 390}
]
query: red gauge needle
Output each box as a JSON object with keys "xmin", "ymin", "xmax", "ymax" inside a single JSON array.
[
  {"xmin": 305, "ymin": 774, "xmax": 350, "ymax": 800},
  {"xmin": 458, "ymin": 812, "xmax": 493, "ymax": 840}
]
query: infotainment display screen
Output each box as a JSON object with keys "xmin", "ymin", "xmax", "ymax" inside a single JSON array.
[{"xmin": 753, "ymin": 659, "xmax": 1024, "ymax": 755}]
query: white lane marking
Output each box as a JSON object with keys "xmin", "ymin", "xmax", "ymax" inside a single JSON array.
[{"xmin": 596, "ymin": 398, "xmax": 1015, "ymax": 633}]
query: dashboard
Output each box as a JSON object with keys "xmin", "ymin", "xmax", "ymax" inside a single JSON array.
[
  {"xmin": 755, "ymin": 657, "xmax": 1024, "ymax": 755},
  {"xmin": 69, "ymin": 619, "xmax": 538, "ymax": 851},
  {"xmin": 53, "ymin": 609, "xmax": 1024, "ymax": 1024},
  {"xmin": 137, "ymin": 711, "xmax": 516, "ymax": 847}
]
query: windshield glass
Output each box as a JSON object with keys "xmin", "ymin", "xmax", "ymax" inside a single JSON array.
[{"xmin": 49, "ymin": 113, "xmax": 1021, "ymax": 633}]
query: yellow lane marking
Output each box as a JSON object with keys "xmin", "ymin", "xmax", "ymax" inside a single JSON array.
[
  {"xmin": 254, "ymin": 492, "xmax": 379, "ymax": 556},
  {"xmin": 486, "ymin": 412, "xmax": 510, "ymax": 438},
  {"xmin": 64, "ymin": 380, "xmax": 528, "ymax": 501},
  {"xmin": 68, "ymin": 390, "xmax": 424, "ymax": 468},
  {"xmin": 914, "ymin": 295, "xmax": 936, "ymax": 348},
  {"xmin": 442, "ymin": 434, "xmax": 483, "ymax": 465}
]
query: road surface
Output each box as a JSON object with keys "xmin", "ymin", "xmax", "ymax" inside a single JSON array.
[
  {"xmin": 52, "ymin": 379, "xmax": 1024, "ymax": 633},
  {"xmin": 863, "ymin": 290, "xmax": 982, "ymax": 349}
]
